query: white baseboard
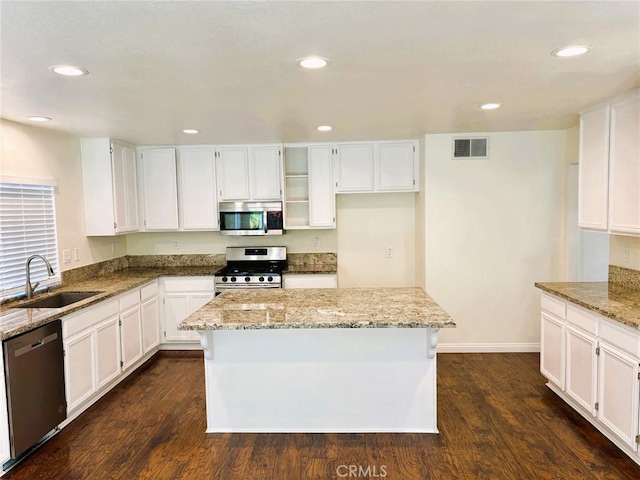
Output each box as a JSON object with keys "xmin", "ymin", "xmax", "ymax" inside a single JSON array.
[
  {"xmin": 158, "ymin": 343, "xmax": 202, "ymax": 351},
  {"xmin": 437, "ymin": 343, "xmax": 540, "ymax": 353}
]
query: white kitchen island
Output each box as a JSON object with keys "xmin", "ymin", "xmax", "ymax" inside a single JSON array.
[{"xmin": 179, "ymin": 287, "xmax": 455, "ymax": 433}]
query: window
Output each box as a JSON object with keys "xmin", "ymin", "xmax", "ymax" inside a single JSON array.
[{"xmin": 0, "ymin": 182, "xmax": 60, "ymax": 299}]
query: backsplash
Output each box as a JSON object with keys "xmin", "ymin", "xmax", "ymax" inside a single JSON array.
[
  {"xmin": 609, "ymin": 265, "xmax": 640, "ymax": 291},
  {"xmin": 127, "ymin": 254, "xmax": 226, "ymax": 268},
  {"xmin": 61, "ymin": 253, "xmax": 337, "ymax": 285},
  {"xmin": 286, "ymin": 253, "xmax": 338, "ymax": 273},
  {"xmin": 61, "ymin": 256, "xmax": 130, "ymax": 285}
]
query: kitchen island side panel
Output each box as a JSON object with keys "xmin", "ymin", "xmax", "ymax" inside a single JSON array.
[{"xmin": 199, "ymin": 328, "xmax": 438, "ymax": 433}]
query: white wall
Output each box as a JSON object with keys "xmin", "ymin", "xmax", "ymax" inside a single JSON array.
[
  {"xmin": 424, "ymin": 131, "xmax": 567, "ymax": 350},
  {"xmin": 610, "ymin": 235, "xmax": 640, "ymax": 271},
  {"xmin": 0, "ymin": 119, "xmax": 126, "ymax": 270},
  {"xmin": 126, "ymin": 229, "xmax": 338, "ymax": 255},
  {"xmin": 128, "ymin": 192, "xmax": 417, "ymax": 288},
  {"xmin": 336, "ymin": 193, "xmax": 416, "ymax": 287}
]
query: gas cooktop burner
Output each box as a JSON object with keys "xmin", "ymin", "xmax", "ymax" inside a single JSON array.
[{"xmin": 214, "ymin": 246, "xmax": 287, "ymax": 291}]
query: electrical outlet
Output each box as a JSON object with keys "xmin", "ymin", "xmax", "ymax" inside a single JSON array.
[
  {"xmin": 386, "ymin": 247, "xmax": 394, "ymax": 258},
  {"xmin": 172, "ymin": 240, "xmax": 180, "ymax": 250},
  {"xmin": 623, "ymin": 248, "xmax": 630, "ymax": 263},
  {"xmin": 74, "ymin": 248, "xmax": 80, "ymax": 261},
  {"xmin": 313, "ymin": 236, "xmax": 320, "ymax": 247},
  {"xmin": 63, "ymin": 249, "xmax": 71, "ymax": 264},
  {"xmin": 111, "ymin": 242, "xmax": 115, "ymax": 254}
]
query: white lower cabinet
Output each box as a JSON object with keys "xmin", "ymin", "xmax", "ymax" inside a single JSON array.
[
  {"xmin": 540, "ymin": 311, "xmax": 565, "ymax": 390},
  {"xmin": 63, "ymin": 299, "xmax": 119, "ymax": 414},
  {"xmin": 62, "ymin": 281, "xmax": 161, "ymax": 418},
  {"xmin": 565, "ymin": 325, "xmax": 598, "ymax": 415},
  {"xmin": 141, "ymin": 282, "xmax": 160, "ymax": 354},
  {"xmin": 539, "ymin": 292, "xmax": 640, "ymax": 464},
  {"xmin": 598, "ymin": 342, "xmax": 640, "ymax": 450},
  {"xmin": 95, "ymin": 316, "xmax": 121, "ymax": 390},
  {"xmin": 119, "ymin": 290, "xmax": 144, "ymax": 372},
  {"xmin": 283, "ymin": 274, "xmax": 337, "ymax": 289},
  {"xmin": 161, "ymin": 277, "xmax": 214, "ymax": 344}
]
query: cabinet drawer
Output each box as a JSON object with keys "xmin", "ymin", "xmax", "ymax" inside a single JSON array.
[
  {"xmin": 566, "ymin": 304, "xmax": 598, "ymax": 336},
  {"xmin": 119, "ymin": 289, "xmax": 140, "ymax": 311},
  {"xmin": 63, "ymin": 299, "xmax": 119, "ymax": 338},
  {"xmin": 600, "ymin": 318, "xmax": 640, "ymax": 358},
  {"xmin": 163, "ymin": 277, "xmax": 214, "ymax": 292},
  {"xmin": 140, "ymin": 281, "xmax": 159, "ymax": 301},
  {"xmin": 541, "ymin": 293, "xmax": 566, "ymax": 319}
]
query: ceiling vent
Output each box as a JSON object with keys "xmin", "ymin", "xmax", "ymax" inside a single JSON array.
[{"xmin": 453, "ymin": 137, "xmax": 489, "ymax": 159}]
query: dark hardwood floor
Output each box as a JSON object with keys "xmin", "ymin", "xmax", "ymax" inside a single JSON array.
[{"xmin": 4, "ymin": 351, "xmax": 640, "ymax": 479}]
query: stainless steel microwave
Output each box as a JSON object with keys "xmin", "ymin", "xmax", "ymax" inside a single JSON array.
[{"xmin": 219, "ymin": 201, "xmax": 284, "ymax": 236}]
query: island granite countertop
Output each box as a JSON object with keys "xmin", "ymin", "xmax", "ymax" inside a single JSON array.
[
  {"xmin": 535, "ymin": 282, "xmax": 640, "ymax": 330},
  {"xmin": 179, "ymin": 287, "xmax": 456, "ymax": 330}
]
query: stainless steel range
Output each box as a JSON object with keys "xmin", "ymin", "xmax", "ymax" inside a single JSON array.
[{"xmin": 214, "ymin": 246, "xmax": 287, "ymax": 294}]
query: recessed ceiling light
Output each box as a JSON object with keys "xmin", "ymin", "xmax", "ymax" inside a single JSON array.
[
  {"xmin": 182, "ymin": 129, "xmax": 200, "ymax": 134},
  {"xmin": 298, "ymin": 56, "xmax": 329, "ymax": 69},
  {"xmin": 551, "ymin": 45, "xmax": 592, "ymax": 57},
  {"xmin": 317, "ymin": 125, "xmax": 333, "ymax": 132},
  {"xmin": 49, "ymin": 65, "xmax": 89, "ymax": 76},
  {"xmin": 26, "ymin": 116, "xmax": 52, "ymax": 122},
  {"xmin": 480, "ymin": 103, "xmax": 501, "ymax": 110}
]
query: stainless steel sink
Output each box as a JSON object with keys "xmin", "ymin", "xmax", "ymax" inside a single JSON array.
[{"xmin": 16, "ymin": 291, "xmax": 102, "ymax": 309}]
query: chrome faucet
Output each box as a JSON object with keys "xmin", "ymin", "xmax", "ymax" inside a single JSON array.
[{"xmin": 25, "ymin": 255, "xmax": 55, "ymax": 299}]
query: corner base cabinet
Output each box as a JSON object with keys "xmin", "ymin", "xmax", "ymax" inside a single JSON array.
[
  {"xmin": 539, "ymin": 292, "xmax": 640, "ymax": 465},
  {"xmin": 161, "ymin": 277, "xmax": 213, "ymax": 347}
]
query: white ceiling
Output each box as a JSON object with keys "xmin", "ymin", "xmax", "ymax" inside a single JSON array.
[{"xmin": 1, "ymin": 1, "xmax": 639, "ymax": 146}]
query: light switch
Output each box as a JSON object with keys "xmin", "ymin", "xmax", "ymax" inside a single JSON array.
[
  {"xmin": 74, "ymin": 248, "xmax": 81, "ymax": 261},
  {"xmin": 63, "ymin": 249, "xmax": 71, "ymax": 263}
]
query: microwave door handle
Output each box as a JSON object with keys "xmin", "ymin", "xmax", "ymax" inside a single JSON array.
[{"xmin": 264, "ymin": 211, "xmax": 268, "ymax": 234}]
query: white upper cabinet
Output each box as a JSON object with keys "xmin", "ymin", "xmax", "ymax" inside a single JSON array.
[
  {"xmin": 250, "ymin": 144, "xmax": 283, "ymax": 200},
  {"xmin": 335, "ymin": 143, "xmax": 374, "ymax": 192},
  {"xmin": 216, "ymin": 144, "xmax": 283, "ymax": 201},
  {"xmin": 579, "ymin": 90, "xmax": 639, "ymax": 236},
  {"xmin": 283, "ymin": 144, "xmax": 335, "ymax": 229},
  {"xmin": 608, "ymin": 93, "xmax": 640, "ymax": 235},
  {"xmin": 177, "ymin": 147, "xmax": 218, "ymax": 231},
  {"xmin": 335, "ymin": 140, "xmax": 418, "ymax": 193},
  {"xmin": 308, "ymin": 146, "xmax": 336, "ymax": 228},
  {"xmin": 138, "ymin": 148, "xmax": 179, "ymax": 230},
  {"xmin": 376, "ymin": 141, "xmax": 417, "ymax": 191},
  {"xmin": 216, "ymin": 146, "xmax": 250, "ymax": 201},
  {"xmin": 81, "ymin": 138, "xmax": 139, "ymax": 236}
]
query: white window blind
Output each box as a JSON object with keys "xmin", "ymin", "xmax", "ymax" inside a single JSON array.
[{"xmin": 0, "ymin": 183, "xmax": 60, "ymax": 298}]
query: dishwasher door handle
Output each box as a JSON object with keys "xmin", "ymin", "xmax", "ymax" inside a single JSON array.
[{"xmin": 13, "ymin": 332, "xmax": 59, "ymax": 358}]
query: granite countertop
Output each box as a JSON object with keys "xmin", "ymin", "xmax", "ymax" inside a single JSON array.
[
  {"xmin": 0, "ymin": 265, "xmax": 224, "ymax": 341},
  {"xmin": 535, "ymin": 282, "xmax": 640, "ymax": 330},
  {"xmin": 0, "ymin": 261, "xmax": 341, "ymax": 340},
  {"xmin": 179, "ymin": 287, "xmax": 456, "ymax": 331}
]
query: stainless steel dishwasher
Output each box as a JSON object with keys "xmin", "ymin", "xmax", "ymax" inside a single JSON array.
[{"xmin": 3, "ymin": 320, "xmax": 66, "ymax": 460}]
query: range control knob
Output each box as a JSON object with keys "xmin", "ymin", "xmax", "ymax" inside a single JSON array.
[
  {"xmin": 221, "ymin": 276, "xmax": 228, "ymax": 282},
  {"xmin": 259, "ymin": 276, "xmax": 265, "ymax": 282},
  {"xmin": 267, "ymin": 276, "xmax": 273, "ymax": 282},
  {"xmin": 245, "ymin": 276, "xmax": 251, "ymax": 282},
  {"xmin": 230, "ymin": 276, "xmax": 236, "ymax": 282}
]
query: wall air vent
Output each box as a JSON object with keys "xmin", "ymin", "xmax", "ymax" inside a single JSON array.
[{"xmin": 453, "ymin": 137, "xmax": 489, "ymax": 159}]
